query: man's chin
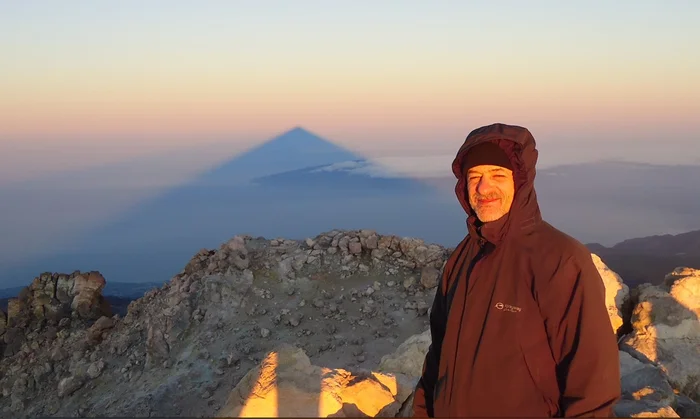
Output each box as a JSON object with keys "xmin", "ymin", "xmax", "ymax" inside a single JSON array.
[{"xmin": 476, "ymin": 210, "xmax": 505, "ymax": 223}]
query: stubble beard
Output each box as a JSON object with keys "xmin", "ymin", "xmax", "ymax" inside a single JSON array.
[{"xmin": 471, "ymin": 193, "xmax": 506, "ymax": 223}]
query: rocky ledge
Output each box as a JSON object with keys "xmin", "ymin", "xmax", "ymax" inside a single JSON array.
[{"xmin": 0, "ymin": 228, "xmax": 698, "ymax": 418}]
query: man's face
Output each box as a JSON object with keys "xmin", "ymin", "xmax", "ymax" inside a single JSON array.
[{"xmin": 466, "ymin": 164, "xmax": 515, "ymax": 222}]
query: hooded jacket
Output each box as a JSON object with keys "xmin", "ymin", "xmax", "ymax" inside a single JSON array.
[{"xmin": 412, "ymin": 123, "xmax": 621, "ymax": 417}]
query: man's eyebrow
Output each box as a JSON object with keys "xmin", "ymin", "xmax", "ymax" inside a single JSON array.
[{"xmin": 467, "ymin": 167, "xmax": 508, "ymax": 175}]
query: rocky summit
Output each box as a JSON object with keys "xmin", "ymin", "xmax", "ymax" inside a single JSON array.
[{"xmin": 0, "ymin": 229, "xmax": 699, "ymax": 418}]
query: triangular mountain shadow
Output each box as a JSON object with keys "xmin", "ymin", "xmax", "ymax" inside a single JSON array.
[
  {"xmin": 187, "ymin": 126, "xmax": 363, "ymax": 187},
  {"xmin": 0, "ymin": 127, "xmax": 465, "ymax": 286}
]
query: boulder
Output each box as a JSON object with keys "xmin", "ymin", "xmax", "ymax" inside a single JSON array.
[
  {"xmin": 71, "ymin": 272, "xmax": 110, "ymax": 320},
  {"xmin": 621, "ymin": 267, "xmax": 700, "ymax": 401},
  {"xmin": 664, "ymin": 267, "xmax": 700, "ymax": 317},
  {"xmin": 57, "ymin": 376, "xmax": 84, "ymax": 398},
  {"xmin": 86, "ymin": 316, "xmax": 116, "ymax": 344},
  {"xmin": 377, "ymin": 329, "xmax": 431, "ymax": 379},
  {"xmin": 364, "ymin": 234, "xmax": 379, "ymax": 250},
  {"xmin": 375, "ymin": 329, "xmax": 434, "ymax": 417},
  {"xmin": 614, "ymin": 351, "xmax": 678, "ymax": 417},
  {"xmin": 419, "ymin": 267, "xmax": 440, "ymax": 290},
  {"xmin": 348, "ymin": 241, "xmax": 362, "ymax": 255},
  {"xmin": 591, "ymin": 253, "xmax": 630, "ymax": 334},
  {"xmin": 223, "ymin": 235, "xmax": 250, "ymax": 270}
]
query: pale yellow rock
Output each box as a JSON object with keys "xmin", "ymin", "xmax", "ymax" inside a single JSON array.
[
  {"xmin": 217, "ymin": 344, "xmax": 410, "ymax": 418},
  {"xmin": 591, "ymin": 253, "xmax": 630, "ymax": 334},
  {"xmin": 665, "ymin": 267, "xmax": 700, "ymax": 317},
  {"xmin": 623, "ymin": 268, "xmax": 700, "ymax": 401}
]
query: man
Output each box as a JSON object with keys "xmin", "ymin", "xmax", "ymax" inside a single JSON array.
[{"xmin": 412, "ymin": 123, "xmax": 621, "ymax": 417}]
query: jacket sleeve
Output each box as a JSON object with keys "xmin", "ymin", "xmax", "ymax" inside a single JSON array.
[
  {"xmin": 538, "ymin": 253, "xmax": 621, "ymax": 417},
  {"xmin": 412, "ymin": 275, "xmax": 447, "ymax": 417}
]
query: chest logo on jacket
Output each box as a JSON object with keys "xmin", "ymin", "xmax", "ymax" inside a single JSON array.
[{"xmin": 494, "ymin": 302, "xmax": 522, "ymax": 313}]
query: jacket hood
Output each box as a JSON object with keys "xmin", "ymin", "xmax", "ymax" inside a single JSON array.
[{"xmin": 452, "ymin": 123, "xmax": 542, "ymax": 244}]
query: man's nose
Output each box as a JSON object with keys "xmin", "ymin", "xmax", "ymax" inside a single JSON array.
[{"xmin": 476, "ymin": 177, "xmax": 494, "ymax": 194}]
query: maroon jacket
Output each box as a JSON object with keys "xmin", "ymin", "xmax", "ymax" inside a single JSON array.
[{"xmin": 413, "ymin": 123, "xmax": 621, "ymax": 417}]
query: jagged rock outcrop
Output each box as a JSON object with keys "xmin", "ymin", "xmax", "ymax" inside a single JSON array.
[
  {"xmin": 621, "ymin": 267, "xmax": 700, "ymax": 402},
  {"xmin": 1, "ymin": 271, "xmax": 111, "ymax": 360},
  {"xmin": 0, "ymin": 229, "xmax": 698, "ymax": 418},
  {"xmin": 2, "ymin": 270, "xmax": 111, "ymax": 328},
  {"xmin": 216, "ymin": 344, "xmax": 413, "ymax": 417}
]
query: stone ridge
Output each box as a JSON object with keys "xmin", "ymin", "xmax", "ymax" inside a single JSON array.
[
  {"xmin": 0, "ymin": 229, "xmax": 451, "ymax": 417},
  {"xmin": 178, "ymin": 229, "xmax": 450, "ymax": 282}
]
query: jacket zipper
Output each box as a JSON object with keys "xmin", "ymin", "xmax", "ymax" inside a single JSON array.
[{"xmin": 447, "ymin": 237, "xmax": 487, "ymax": 409}]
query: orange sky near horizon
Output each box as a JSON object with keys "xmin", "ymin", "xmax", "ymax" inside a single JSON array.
[
  {"xmin": 1, "ymin": 0, "xmax": 699, "ymax": 181},
  {"xmin": 3, "ymin": 78, "xmax": 697, "ymax": 143}
]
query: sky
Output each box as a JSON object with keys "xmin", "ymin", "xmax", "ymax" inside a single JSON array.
[
  {"xmin": 0, "ymin": 0, "xmax": 700, "ymax": 288},
  {"xmin": 1, "ymin": 0, "xmax": 699, "ymax": 185}
]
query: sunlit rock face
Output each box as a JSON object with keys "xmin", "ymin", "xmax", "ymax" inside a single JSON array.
[
  {"xmin": 621, "ymin": 267, "xmax": 700, "ymax": 402},
  {"xmin": 216, "ymin": 344, "xmax": 413, "ymax": 418},
  {"xmin": 591, "ymin": 253, "xmax": 631, "ymax": 334}
]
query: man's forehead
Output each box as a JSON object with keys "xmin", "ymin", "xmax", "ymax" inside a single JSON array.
[{"xmin": 466, "ymin": 165, "xmax": 512, "ymax": 175}]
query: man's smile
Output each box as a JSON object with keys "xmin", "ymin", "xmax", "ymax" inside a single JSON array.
[{"xmin": 478, "ymin": 198, "xmax": 500, "ymax": 205}]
